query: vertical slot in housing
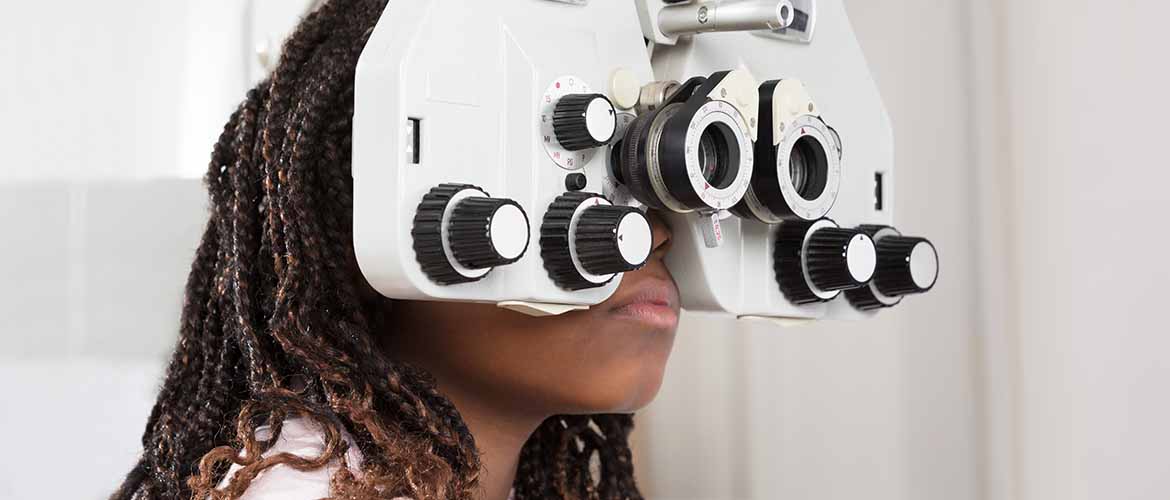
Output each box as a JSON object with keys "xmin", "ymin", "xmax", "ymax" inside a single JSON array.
[
  {"xmin": 407, "ymin": 118, "xmax": 422, "ymax": 164},
  {"xmin": 874, "ymin": 172, "xmax": 885, "ymax": 211}
]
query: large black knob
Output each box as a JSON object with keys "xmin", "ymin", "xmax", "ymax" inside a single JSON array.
[
  {"xmin": 873, "ymin": 235, "xmax": 938, "ymax": 297},
  {"xmin": 553, "ymin": 94, "xmax": 617, "ymax": 151},
  {"xmin": 805, "ymin": 227, "xmax": 876, "ymax": 292},
  {"xmin": 412, "ymin": 184, "xmax": 529, "ymax": 285},
  {"xmin": 540, "ymin": 192, "xmax": 651, "ymax": 291},
  {"xmin": 845, "ymin": 226, "xmax": 939, "ymax": 310},
  {"xmin": 448, "ymin": 197, "xmax": 530, "ymax": 269},
  {"xmin": 775, "ymin": 219, "xmax": 875, "ymax": 305},
  {"xmin": 575, "ymin": 205, "xmax": 652, "ymax": 275}
]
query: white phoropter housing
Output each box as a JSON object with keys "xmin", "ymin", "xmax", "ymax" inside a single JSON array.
[{"xmin": 352, "ymin": 0, "xmax": 939, "ymax": 320}]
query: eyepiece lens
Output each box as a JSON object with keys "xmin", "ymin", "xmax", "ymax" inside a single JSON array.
[
  {"xmin": 789, "ymin": 136, "xmax": 829, "ymax": 200},
  {"xmin": 697, "ymin": 123, "xmax": 738, "ymax": 189}
]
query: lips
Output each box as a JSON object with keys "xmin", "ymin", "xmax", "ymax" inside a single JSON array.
[{"xmin": 606, "ymin": 278, "xmax": 681, "ymax": 329}]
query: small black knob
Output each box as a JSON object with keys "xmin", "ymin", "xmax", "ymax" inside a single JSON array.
[
  {"xmin": 448, "ymin": 197, "xmax": 530, "ymax": 269},
  {"xmin": 873, "ymin": 236, "xmax": 938, "ymax": 297},
  {"xmin": 553, "ymin": 93, "xmax": 617, "ymax": 151},
  {"xmin": 805, "ymin": 228, "xmax": 876, "ymax": 292},
  {"xmin": 575, "ymin": 205, "xmax": 652, "ymax": 275},
  {"xmin": 565, "ymin": 172, "xmax": 588, "ymax": 191}
]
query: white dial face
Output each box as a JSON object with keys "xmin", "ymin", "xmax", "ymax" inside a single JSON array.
[
  {"xmin": 489, "ymin": 203, "xmax": 529, "ymax": 261},
  {"xmin": 682, "ymin": 100, "xmax": 754, "ymax": 210},
  {"xmin": 846, "ymin": 234, "xmax": 877, "ymax": 283},
  {"xmin": 584, "ymin": 97, "xmax": 617, "ymax": 143},
  {"xmin": 910, "ymin": 241, "xmax": 939, "ymax": 289},
  {"xmin": 616, "ymin": 212, "xmax": 652, "ymax": 266},
  {"xmin": 540, "ymin": 76, "xmax": 595, "ymax": 170}
]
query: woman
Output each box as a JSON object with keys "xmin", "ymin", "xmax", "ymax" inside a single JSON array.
[{"xmin": 112, "ymin": 0, "xmax": 679, "ymax": 498}]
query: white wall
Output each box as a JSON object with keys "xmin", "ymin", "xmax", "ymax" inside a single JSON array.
[
  {"xmin": 638, "ymin": 1, "xmax": 982, "ymax": 499},
  {"xmin": 975, "ymin": 2, "xmax": 1170, "ymax": 499},
  {"xmin": 0, "ymin": 2, "xmax": 248, "ymax": 498}
]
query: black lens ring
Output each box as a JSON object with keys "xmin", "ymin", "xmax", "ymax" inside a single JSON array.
[
  {"xmin": 619, "ymin": 108, "xmax": 668, "ymax": 210},
  {"xmin": 657, "ymin": 102, "xmax": 735, "ymax": 209}
]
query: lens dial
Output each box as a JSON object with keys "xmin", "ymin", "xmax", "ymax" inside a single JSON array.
[
  {"xmin": 846, "ymin": 225, "xmax": 940, "ymax": 310},
  {"xmin": 775, "ymin": 219, "xmax": 876, "ymax": 305},
  {"xmin": 734, "ymin": 80, "xmax": 842, "ymax": 223},
  {"xmin": 413, "ymin": 184, "xmax": 530, "ymax": 285},
  {"xmin": 540, "ymin": 192, "xmax": 653, "ymax": 291},
  {"xmin": 618, "ymin": 100, "xmax": 754, "ymax": 213}
]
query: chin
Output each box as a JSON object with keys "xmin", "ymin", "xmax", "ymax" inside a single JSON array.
[{"xmin": 561, "ymin": 333, "xmax": 676, "ymax": 414}]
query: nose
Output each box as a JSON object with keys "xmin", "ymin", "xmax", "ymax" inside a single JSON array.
[{"xmin": 646, "ymin": 210, "xmax": 673, "ymax": 259}]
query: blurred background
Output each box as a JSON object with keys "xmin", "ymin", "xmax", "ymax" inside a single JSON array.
[{"xmin": 2, "ymin": 0, "xmax": 1168, "ymax": 499}]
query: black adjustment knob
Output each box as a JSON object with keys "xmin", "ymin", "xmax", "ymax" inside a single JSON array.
[
  {"xmin": 565, "ymin": 172, "xmax": 588, "ymax": 191},
  {"xmin": 412, "ymin": 184, "xmax": 528, "ymax": 285},
  {"xmin": 575, "ymin": 205, "xmax": 652, "ymax": 275},
  {"xmin": 846, "ymin": 226, "xmax": 939, "ymax": 311},
  {"xmin": 845, "ymin": 225, "xmax": 903, "ymax": 310},
  {"xmin": 448, "ymin": 197, "xmax": 530, "ymax": 269},
  {"xmin": 775, "ymin": 220, "xmax": 822, "ymax": 305},
  {"xmin": 541, "ymin": 192, "xmax": 645, "ymax": 291},
  {"xmin": 873, "ymin": 235, "xmax": 939, "ymax": 297},
  {"xmin": 553, "ymin": 93, "xmax": 617, "ymax": 151},
  {"xmin": 805, "ymin": 227, "xmax": 876, "ymax": 292},
  {"xmin": 775, "ymin": 219, "xmax": 876, "ymax": 305}
]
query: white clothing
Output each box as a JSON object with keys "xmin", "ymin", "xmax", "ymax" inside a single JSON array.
[{"xmin": 216, "ymin": 417, "xmax": 365, "ymax": 499}]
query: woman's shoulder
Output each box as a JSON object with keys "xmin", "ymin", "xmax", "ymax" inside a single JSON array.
[{"xmin": 216, "ymin": 417, "xmax": 366, "ymax": 500}]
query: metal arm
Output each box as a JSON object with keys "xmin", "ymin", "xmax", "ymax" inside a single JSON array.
[{"xmin": 657, "ymin": 0, "xmax": 796, "ymax": 37}]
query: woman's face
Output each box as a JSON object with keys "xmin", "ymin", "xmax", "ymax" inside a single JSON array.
[{"xmin": 384, "ymin": 211, "xmax": 679, "ymax": 417}]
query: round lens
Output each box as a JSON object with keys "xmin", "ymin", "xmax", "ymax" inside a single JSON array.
[
  {"xmin": 789, "ymin": 136, "xmax": 829, "ymax": 200},
  {"xmin": 697, "ymin": 123, "xmax": 737, "ymax": 189}
]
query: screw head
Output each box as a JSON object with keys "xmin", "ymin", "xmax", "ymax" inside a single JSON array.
[{"xmin": 698, "ymin": 6, "xmax": 709, "ymax": 23}]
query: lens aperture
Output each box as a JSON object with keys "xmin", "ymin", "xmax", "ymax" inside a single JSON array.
[
  {"xmin": 789, "ymin": 135, "xmax": 828, "ymax": 201},
  {"xmin": 697, "ymin": 123, "xmax": 739, "ymax": 190}
]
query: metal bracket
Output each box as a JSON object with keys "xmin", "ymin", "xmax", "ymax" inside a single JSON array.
[
  {"xmin": 753, "ymin": 0, "xmax": 817, "ymax": 43},
  {"xmin": 637, "ymin": 0, "xmax": 808, "ymax": 46}
]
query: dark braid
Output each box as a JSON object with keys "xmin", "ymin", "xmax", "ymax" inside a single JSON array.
[{"xmin": 112, "ymin": 1, "xmax": 644, "ymax": 498}]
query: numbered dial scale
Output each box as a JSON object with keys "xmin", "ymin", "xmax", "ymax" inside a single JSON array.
[{"xmin": 540, "ymin": 76, "xmax": 618, "ymax": 170}]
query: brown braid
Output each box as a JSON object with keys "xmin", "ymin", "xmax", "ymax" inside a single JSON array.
[{"xmin": 111, "ymin": 1, "xmax": 644, "ymax": 498}]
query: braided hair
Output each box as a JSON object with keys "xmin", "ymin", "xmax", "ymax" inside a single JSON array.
[{"xmin": 110, "ymin": 1, "xmax": 642, "ymax": 498}]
